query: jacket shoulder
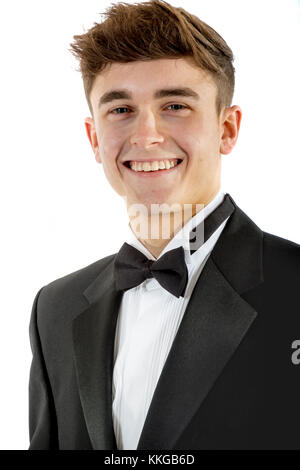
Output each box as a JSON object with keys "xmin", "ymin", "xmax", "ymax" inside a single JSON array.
[
  {"xmin": 35, "ymin": 253, "xmax": 116, "ymax": 322},
  {"xmin": 262, "ymin": 231, "xmax": 300, "ymax": 283},
  {"xmin": 44, "ymin": 252, "xmax": 116, "ymax": 290},
  {"xmin": 263, "ymin": 231, "xmax": 299, "ymax": 257}
]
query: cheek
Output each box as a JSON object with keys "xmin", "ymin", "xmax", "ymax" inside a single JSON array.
[
  {"xmin": 98, "ymin": 128, "xmax": 123, "ymax": 167},
  {"xmin": 174, "ymin": 120, "xmax": 206, "ymax": 158},
  {"xmin": 179, "ymin": 118, "xmax": 219, "ymax": 159}
]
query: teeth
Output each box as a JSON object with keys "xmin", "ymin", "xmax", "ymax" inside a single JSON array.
[{"xmin": 129, "ymin": 159, "xmax": 179, "ymax": 172}]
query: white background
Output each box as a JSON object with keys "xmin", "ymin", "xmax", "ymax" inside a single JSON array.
[{"xmin": 0, "ymin": 0, "xmax": 299, "ymax": 449}]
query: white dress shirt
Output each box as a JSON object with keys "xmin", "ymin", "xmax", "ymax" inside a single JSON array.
[{"xmin": 112, "ymin": 189, "xmax": 231, "ymax": 450}]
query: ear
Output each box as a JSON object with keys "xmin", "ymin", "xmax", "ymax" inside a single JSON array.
[
  {"xmin": 219, "ymin": 105, "xmax": 242, "ymax": 155},
  {"xmin": 84, "ymin": 117, "xmax": 102, "ymax": 163}
]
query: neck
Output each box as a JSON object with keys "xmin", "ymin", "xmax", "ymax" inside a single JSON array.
[{"xmin": 128, "ymin": 187, "xmax": 220, "ymax": 259}]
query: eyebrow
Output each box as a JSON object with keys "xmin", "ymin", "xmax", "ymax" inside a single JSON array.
[{"xmin": 98, "ymin": 87, "xmax": 200, "ymax": 108}]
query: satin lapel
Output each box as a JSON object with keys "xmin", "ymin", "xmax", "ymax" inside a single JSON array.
[
  {"xmin": 72, "ymin": 259, "xmax": 123, "ymax": 450},
  {"xmin": 136, "ymin": 195, "xmax": 264, "ymax": 450}
]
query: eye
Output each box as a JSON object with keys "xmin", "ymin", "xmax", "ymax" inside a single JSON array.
[
  {"xmin": 166, "ymin": 104, "xmax": 187, "ymax": 111},
  {"xmin": 110, "ymin": 107, "xmax": 131, "ymax": 114}
]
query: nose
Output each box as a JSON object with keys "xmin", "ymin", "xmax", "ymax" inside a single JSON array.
[{"xmin": 130, "ymin": 110, "xmax": 164, "ymax": 148}]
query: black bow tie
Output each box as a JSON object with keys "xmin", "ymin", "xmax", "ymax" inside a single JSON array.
[{"xmin": 114, "ymin": 193, "xmax": 235, "ymax": 298}]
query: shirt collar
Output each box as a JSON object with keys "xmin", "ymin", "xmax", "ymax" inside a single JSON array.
[{"xmin": 124, "ymin": 188, "xmax": 225, "ymax": 265}]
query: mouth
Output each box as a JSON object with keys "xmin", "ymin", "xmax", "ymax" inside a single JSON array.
[{"xmin": 122, "ymin": 158, "xmax": 184, "ymax": 177}]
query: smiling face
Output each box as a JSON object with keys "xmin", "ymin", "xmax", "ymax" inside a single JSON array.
[{"xmin": 85, "ymin": 57, "xmax": 241, "ymax": 212}]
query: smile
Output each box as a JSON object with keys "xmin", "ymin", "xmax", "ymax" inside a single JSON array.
[{"xmin": 123, "ymin": 158, "xmax": 183, "ymax": 176}]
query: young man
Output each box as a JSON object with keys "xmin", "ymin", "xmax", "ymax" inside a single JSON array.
[{"xmin": 28, "ymin": 0, "xmax": 300, "ymax": 450}]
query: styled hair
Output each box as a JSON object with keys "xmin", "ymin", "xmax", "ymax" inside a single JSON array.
[{"xmin": 69, "ymin": 0, "xmax": 235, "ymax": 117}]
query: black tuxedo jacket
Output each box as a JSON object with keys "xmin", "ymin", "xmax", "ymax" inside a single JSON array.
[{"xmin": 28, "ymin": 194, "xmax": 300, "ymax": 450}]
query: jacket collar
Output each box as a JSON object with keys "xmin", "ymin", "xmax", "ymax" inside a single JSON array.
[{"xmin": 72, "ymin": 193, "xmax": 264, "ymax": 450}]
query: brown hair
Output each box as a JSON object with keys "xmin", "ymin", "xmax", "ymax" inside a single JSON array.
[{"xmin": 69, "ymin": 0, "xmax": 235, "ymax": 118}]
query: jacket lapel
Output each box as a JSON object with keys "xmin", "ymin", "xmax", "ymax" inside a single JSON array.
[
  {"xmin": 72, "ymin": 194, "xmax": 264, "ymax": 450},
  {"xmin": 72, "ymin": 260, "xmax": 123, "ymax": 450}
]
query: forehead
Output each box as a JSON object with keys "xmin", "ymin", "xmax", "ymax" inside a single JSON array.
[{"xmin": 90, "ymin": 57, "xmax": 216, "ymax": 103}]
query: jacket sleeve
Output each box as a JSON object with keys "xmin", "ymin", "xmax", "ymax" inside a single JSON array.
[{"xmin": 28, "ymin": 287, "xmax": 59, "ymax": 450}]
